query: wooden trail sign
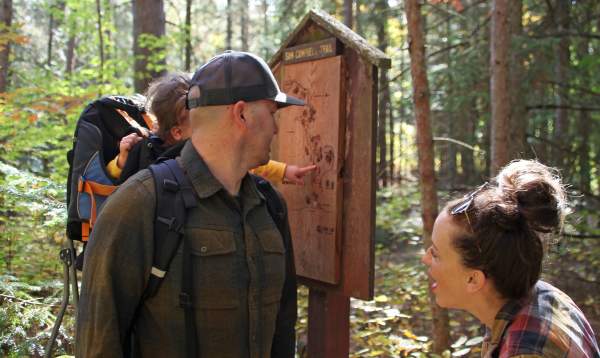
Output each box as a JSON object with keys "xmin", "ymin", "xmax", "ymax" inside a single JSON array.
[
  {"xmin": 271, "ymin": 10, "xmax": 390, "ymax": 300},
  {"xmin": 270, "ymin": 10, "xmax": 390, "ymax": 357}
]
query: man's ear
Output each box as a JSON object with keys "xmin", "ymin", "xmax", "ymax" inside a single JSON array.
[
  {"xmin": 231, "ymin": 100, "xmax": 247, "ymax": 128},
  {"xmin": 466, "ymin": 270, "xmax": 486, "ymax": 293}
]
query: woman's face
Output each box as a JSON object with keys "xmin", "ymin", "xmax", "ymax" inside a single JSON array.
[{"xmin": 421, "ymin": 211, "xmax": 474, "ymax": 309}]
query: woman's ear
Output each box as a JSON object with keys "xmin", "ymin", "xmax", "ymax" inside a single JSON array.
[{"xmin": 466, "ymin": 270, "xmax": 486, "ymax": 293}]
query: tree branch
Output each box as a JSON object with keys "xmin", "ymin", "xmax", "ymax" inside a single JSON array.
[
  {"xmin": 526, "ymin": 104, "xmax": 600, "ymax": 111},
  {"xmin": 432, "ymin": 136, "xmax": 486, "ymax": 154},
  {"xmin": 529, "ymin": 32, "xmax": 600, "ymax": 40},
  {"xmin": 545, "ymin": 80, "xmax": 600, "ymax": 98}
]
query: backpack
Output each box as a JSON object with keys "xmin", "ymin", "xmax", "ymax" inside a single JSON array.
[{"xmin": 66, "ymin": 94, "xmax": 153, "ymax": 242}]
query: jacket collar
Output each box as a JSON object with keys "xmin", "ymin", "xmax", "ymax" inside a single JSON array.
[{"xmin": 179, "ymin": 140, "xmax": 263, "ymax": 210}]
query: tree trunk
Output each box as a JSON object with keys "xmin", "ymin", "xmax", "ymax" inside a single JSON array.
[
  {"xmin": 65, "ymin": 34, "xmax": 76, "ymax": 75},
  {"xmin": 405, "ymin": 0, "xmax": 450, "ymax": 352},
  {"xmin": 443, "ymin": 15, "xmax": 456, "ymax": 188},
  {"xmin": 508, "ymin": 0, "xmax": 527, "ymax": 159},
  {"xmin": 576, "ymin": 15, "xmax": 591, "ymax": 193},
  {"xmin": 490, "ymin": 0, "xmax": 511, "ymax": 176},
  {"xmin": 461, "ymin": 100, "xmax": 478, "ymax": 185},
  {"xmin": 240, "ymin": 0, "xmax": 249, "ymax": 51},
  {"xmin": 96, "ymin": 0, "xmax": 104, "ymax": 86},
  {"xmin": 47, "ymin": 5, "xmax": 55, "ymax": 68},
  {"xmin": 133, "ymin": 0, "xmax": 166, "ymax": 93},
  {"xmin": 344, "ymin": 0, "xmax": 353, "ymax": 29},
  {"xmin": 184, "ymin": 0, "xmax": 192, "ymax": 71},
  {"xmin": 0, "ymin": 0, "xmax": 13, "ymax": 92},
  {"xmin": 355, "ymin": 0, "xmax": 363, "ymax": 36},
  {"xmin": 377, "ymin": 0, "xmax": 388, "ymax": 186},
  {"xmin": 397, "ymin": 53, "xmax": 405, "ymax": 184},
  {"xmin": 553, "ymin": 0, "xmax": 570, "ymax": 168},
  {"xmin": 384, "ymin": 0, "xmax": 392, "ymax": 183},
  {"xmin": 261, "ymin": 0, "xmax": 268, "ymax": 58},
  {"xmin": 63, "ymin": 0, "xmax": 75, "ymax": 75},
  {"xmin": 226, "ymin": 0, "xmax": 232, "ymax": 50}
]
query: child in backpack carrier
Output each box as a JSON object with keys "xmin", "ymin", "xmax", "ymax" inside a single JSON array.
[{"xmin": 106, "ymin": 72, "xmax": 316, "ymax": 185}]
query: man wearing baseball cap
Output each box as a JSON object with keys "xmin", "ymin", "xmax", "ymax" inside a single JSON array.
[{"xmin": 76, "ymin": 51, "xmax": 303, "ymax": 358}]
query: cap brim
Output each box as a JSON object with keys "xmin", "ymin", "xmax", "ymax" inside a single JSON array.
[{"xmin": 273, "ymin": 92, "xmax": 305, "ymax": 108}]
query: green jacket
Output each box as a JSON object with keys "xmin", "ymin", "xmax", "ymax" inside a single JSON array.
[{"xmin": 76, "ymin": 141, "xmax": 297, "ymax": 358}]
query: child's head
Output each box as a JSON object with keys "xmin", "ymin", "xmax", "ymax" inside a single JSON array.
[{"xmin": 145, "ymin": 72, "xmax": 191, "ymax": 144}]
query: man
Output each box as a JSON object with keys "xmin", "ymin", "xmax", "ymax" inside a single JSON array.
[{"xmin": 76, "ymin": 51, "xmax": 303, "ymax": 358}]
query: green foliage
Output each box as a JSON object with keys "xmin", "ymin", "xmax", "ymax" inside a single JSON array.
[
  {"xmin": 0, "ymin": 162, "xmax": 66, "ymax": 283},
  {"xmin": 0, "ymin": 275, "xmax": 74, "ymax": 357},
  {"xmin": 376, "ymin": 185, "xmax": 423, "ymax": 246}
]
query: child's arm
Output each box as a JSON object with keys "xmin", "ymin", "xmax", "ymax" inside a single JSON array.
[
  {"xmin": 106, "ymin": 132, "xmax": 143, "ymax": 179},
  {"xmin": 251, "ymin": 160, "xmax": 316, "ymax": 185}
]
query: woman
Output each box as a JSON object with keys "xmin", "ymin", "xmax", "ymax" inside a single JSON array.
[{"xmin": 422, "ymin": 160, "xmax": 599, "ymax": 357}]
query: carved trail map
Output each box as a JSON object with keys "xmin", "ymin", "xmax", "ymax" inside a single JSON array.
[{"xmin": 275, "ymin": 55, "xmax": 344, "ymax": 284}]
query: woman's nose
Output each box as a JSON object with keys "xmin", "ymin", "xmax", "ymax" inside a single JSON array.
[{"xmin": 421, "ymin": 249, "xmax": 430, "ymax": 266}]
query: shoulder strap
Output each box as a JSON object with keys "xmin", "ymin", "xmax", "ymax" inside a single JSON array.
[
  {"xmin": 146, "ymin": 159, "xmax": 198, "ymax": 297},
  {"xmin": 252, "ymin": 175, "xmax": 286, "ymax": 235},
  {"xmin": 147, "ymin": 159, "xmax": 198, "ymax": 358}
]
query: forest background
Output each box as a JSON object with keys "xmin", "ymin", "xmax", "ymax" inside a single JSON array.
[{"xmin": 0, "ymin": 0, "xmax": 598, "ymax": 357}]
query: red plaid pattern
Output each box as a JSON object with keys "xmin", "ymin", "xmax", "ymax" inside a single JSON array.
[{"xmin": 481, "ymin": 281, "xmax": 599, "ymax": 358}]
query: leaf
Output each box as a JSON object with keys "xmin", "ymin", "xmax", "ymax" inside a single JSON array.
[
  {"xmin": 451, "ymin": 335, "xmax": 467, "ymax": 348},
  {"xmin": 452, "ymin": 348, "xmax": 471, "ymax": 357},
  {"xmin": 374, "ymin": 295, "xmax": 389, "ymax": 303},
  {"xmin": 383, "ymin": 308, "xmax": 411, "ymax": 318},
  {"xmin": 465, "ymin": 336, "xmax": 484, "ymax": 346}
]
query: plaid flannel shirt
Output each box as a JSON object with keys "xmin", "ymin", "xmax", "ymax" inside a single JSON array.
[{"xmin": 481, "ymin": 281, "xmax": 599, "ymax": 358}]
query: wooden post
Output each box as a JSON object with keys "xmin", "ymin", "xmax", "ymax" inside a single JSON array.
[{"xmin": 307, "ymin": 288, "xmax": 350, "ymax": 357}]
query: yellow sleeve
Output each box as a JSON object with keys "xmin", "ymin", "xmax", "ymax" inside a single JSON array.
[
  {"xmin": 106, "ymin": 156, "xmax": 123, "ymax": 180},
  {"xmin": 251, "ymin": 160, "xmax": 287, "ymax": 183}
]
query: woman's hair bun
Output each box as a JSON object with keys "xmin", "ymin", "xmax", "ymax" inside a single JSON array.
[{"xmin": 495, "ymin": 160, "xmax": 567, "ymax": 233}]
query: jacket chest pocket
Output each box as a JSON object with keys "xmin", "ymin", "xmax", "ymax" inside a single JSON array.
[
  {"xmin": 256, "ymin": 227, "xmax": 286, "ymax": 302},
  {"xmin": 188, "ymin": 228, "xmax": 241, "ymax": 309}
]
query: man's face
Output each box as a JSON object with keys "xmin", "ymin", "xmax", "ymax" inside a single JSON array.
[{"xmin": 242, "ymin": 100, "xmax": 279, "ymax": 167}]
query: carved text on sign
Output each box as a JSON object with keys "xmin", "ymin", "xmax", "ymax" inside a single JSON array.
[{"xmin": 283, "ymin": 38, "xmax": 339, "ymax": 65}]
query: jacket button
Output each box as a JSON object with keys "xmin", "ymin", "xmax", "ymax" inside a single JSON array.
[{"xmin": 200, "ymin": 246, "xmax": 207, "ymax": 253}]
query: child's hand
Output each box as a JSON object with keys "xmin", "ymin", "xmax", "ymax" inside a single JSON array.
[
  {"xmin": 117, "ymin": 133, "xmax": 142, "ymax": 168},
  {"xmin": 283, "ymin": 164, "xmax": 317, "ymax": 185}
]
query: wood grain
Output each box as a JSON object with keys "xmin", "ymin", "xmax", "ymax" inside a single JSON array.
[{"xmin": 275, "ymin": 55, "xmax": 344, "ymax": 284}]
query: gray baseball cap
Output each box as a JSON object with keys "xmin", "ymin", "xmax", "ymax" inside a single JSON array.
[{"xmin": 186, "ymin": 51, "xmax": 305, "ymax": 109}]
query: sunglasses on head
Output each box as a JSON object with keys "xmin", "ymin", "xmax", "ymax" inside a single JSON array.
[{"xmin": 450, "ymin": 182, "xmax": 489, "ymax": 233}]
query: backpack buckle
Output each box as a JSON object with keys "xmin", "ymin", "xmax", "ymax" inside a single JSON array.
[
  {"xmin": 163, "ymin": 178, "xmax": 179, "ymax": 192},
  {"xmin": 157, "ymin": 216, "xmax": 184, "ymax": 234}
]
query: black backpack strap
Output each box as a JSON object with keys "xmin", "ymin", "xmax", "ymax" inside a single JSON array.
[
  {"xmin": 148, "ymin": 159, "xmax": 198, "ymax": 358},
  {"xmin": 147, "ymin": 159, "xmax": 195, "ymax": 297},
  {"xmin": 252, "ymin": 176, "xmax": 286, "ymax": 234}
]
